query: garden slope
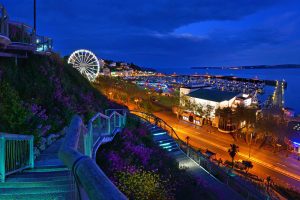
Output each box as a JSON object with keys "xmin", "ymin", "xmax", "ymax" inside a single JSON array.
[{"xmin": 0, "ymin": 54, "xmax": 119, "ymax": 137}]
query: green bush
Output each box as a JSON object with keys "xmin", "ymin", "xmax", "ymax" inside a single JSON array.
[{"xmin": 0, "ymin": 81, "xmax": 29, "ymax": 133}]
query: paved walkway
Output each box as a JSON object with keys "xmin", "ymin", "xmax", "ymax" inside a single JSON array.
[
  {"xmin": 0, "ymin": 139, "xmax": 74, "ymax": 200},
  {"xmin": 169, "ymin": 150, "xmax": 243, "ymax": 200},
  {"xmin": 34, "ymin": 139, "xmax": 65, "ymax": 168}
]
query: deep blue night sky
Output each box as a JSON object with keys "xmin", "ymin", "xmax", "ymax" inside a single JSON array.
[{"xmin": 3, "ymin": 0, "xmax": 300, "ymax": 69}]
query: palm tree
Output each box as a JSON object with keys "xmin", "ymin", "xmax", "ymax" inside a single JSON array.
[
  {"xmin": 228, "ymin": 144, "xmax": 239, "ymax": 168},
  {"xmin": 242, "ymin": 160, "xmax": 253, "ymax": 174},
  {"xmin": 266, "ymin": 176, "xmax": 272, "ymax": 192}
]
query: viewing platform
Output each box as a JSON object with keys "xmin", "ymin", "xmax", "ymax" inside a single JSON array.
[{"xmin": 0, "ymin": 4, "xmax": 52, "ymax": 58}]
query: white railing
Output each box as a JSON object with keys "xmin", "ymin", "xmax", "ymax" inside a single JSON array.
[
  {"xmin": 0, "ymin": 133, "xmax": 34, "ymax": 182},
  {"xmin": 59, "ymin": 110, "xmax": 128, "ymax": 200},
  {"xmin": 85, "ymin": 109, "xmax": 127, "ymax": 158}
]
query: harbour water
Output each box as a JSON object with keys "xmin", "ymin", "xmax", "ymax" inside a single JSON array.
[{"xmin": 159, "ymin": 68, "xmax": 300, "ymax": 114}]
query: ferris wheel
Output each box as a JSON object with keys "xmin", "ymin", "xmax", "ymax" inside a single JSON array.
[{"xmin": 68, "ymin": 49, "xmax": 100, "ymax": 82}]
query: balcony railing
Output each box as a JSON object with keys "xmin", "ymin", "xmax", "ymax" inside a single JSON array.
[
  {"xmin": 8, "ymin": 21, "xmax": 34, "ymax": 44},
  {"xmin": 0, "ymin": 4, "xmax": 52, "ymax": 53},
  {"xmin": 0, "ymin": 133, "xmax": 34, "ymax": 182}
]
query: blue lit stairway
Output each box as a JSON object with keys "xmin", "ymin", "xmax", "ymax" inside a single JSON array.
[
  {"xmin": 144, "ymin": 122, "xmax": 181, "ymax": 152},
  {"xmin": 0, "ymin": 139, "xmax": 74, "ymax": 200}
]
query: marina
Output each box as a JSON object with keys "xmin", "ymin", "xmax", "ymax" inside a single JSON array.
[{"xmin": 129, "ymin": 73, "xmax": 284, "ymax": 111}]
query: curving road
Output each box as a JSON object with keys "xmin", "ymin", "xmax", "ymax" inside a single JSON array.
[{"xmin": 154, "ymin": 111, "xmax": 300, "ymax": 190}]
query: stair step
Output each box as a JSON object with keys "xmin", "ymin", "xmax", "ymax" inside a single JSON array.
[
  {"xmin": 155, "ymin": 138, "xmax": 174, "ymax": 143},
  {"xmin": 161, "ymin": 144, "xmax": 178, "ymax": 150},
  {"xmin": 7, "ymin": 170, "xmax": 71, "ymax": 180},
  {"xmin": 151, "ymin": 131, "xmax": 167, "ymax": 136},
  {"xmin": 159, "ymin": 142, "xmax": 178, "ymax": 148},
  {"xmin": 24, "ymin": 167, "xmax": 68, "ymax": 173},
  {"xmin": 151, "ymin": 130, "xmax": 165, "ymax": 134},
  {"xmin": 0, "ymin": 179, "xmax": 72, "ymax": 188},
  {"xmin": 0, "ymin": 190, "xmax": 76, "ymax": 200},
  {"xmin": 0, "ymin": 184, "xmax": 74, "ymax": 195},
  {"xmin": 4, "ymin": 175, "xmax": 71, "ymax": 183},
  {"xmin": 166, "ymin": 148, "xmax": 181, "ymax": 152},
  {"xmin": 152, "ymin": 134, "xmax": 172, "ymax": 142},
  {"xmin": 34, "ymin": 159, "xmax": 65, "ymax": 168}
]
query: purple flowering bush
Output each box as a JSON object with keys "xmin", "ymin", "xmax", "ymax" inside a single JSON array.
[
  {"xmin": 96, "ymin": 117, "xmax": 214, "ymax": 200},
  {"xmin": 0, "ymin": 54, "xmax": 123, "ymax": 137}
]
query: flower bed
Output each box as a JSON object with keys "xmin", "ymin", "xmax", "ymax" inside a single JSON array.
[{"xmin": 96, "ymin": 117, "xmax": 215, "ymax": 200}]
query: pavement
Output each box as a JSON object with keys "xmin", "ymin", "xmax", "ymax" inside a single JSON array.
[
  {"xmin": 153, "ymin": 111, "xmax": 300, "ymax": 190},
  {"xmin": 169, "ymin": 150, "xmax": 244, "ymax": 200}
]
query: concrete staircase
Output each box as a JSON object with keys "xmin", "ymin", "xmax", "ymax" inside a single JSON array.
[
  {"xmin": 143, "ymin": 122, "xmax": 181, "ymax": 153},
  {"xmin": 0, "ymin": 139, "xmax": 75, "ymax": 200}
]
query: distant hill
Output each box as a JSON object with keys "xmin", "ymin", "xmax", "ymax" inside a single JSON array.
[{"xmin": 191, "ymin": 64, "xmax": 300, "ymax": 70}]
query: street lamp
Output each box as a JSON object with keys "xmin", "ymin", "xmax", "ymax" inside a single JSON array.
[
  {"xmin": 248, "ymin": 132, "xmax": 253, "ymax": 158},
  {"xmin": 186, "ymin": 136, "xmax": 190, "ymax": 156},
  {"xmin": 108, "ymin": 91, "xmax": 113, "ymax": 99},
  {"xmin": 134, "ymin": 98, "xmax": 140, "ymax": 109},
  {"xmin": 34, "ymin": 0, "xmax": 37, "ymax": 35}
]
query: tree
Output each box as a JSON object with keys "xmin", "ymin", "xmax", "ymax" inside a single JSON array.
[
  {"xmin": 256, "ymin": 108, "xmax": 288, "ymax": 149},
  {"xmin": 242, "ymin": 160, "xmax": 253, "ymax": 174},
  {"xmin": 228, "ymin": 144, "xmax": 239, "ymax": 168},
  {"xmin": 216, "ymin": 107, "xmax": 234, "ymax": 131},
  {"xmin": 266, "ymin": 176, "xmax": 272, "ymax": 192},
  {"xmin": 194, "ymin": 103, "xmax": 204, "ymax": 117},
  {"xmin": 205, "ymin": 105, "xmax": 214, "ymax": 120},
  {"xmin": 236, "ymin": 106, "xmax": 257, "ymax": 144}
]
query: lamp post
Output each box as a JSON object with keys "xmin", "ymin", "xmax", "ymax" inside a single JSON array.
[
  {"xmin": 248, "ymin": 132, "xmax": 253, "ymax": 158},
  {"xmin": 108, "ymin": 91, "xmax": 113, "ymax": 99},
  {"xmin": 33, "ymin": 0, "xmax": 36, "ymax": 35},
  {"xmin": 134, "ymin": 98, "xmax": 139, "ymax": 109},
  {"xmin": 186, "ymin": 136, "xmax": 190, "ymax": 156}
]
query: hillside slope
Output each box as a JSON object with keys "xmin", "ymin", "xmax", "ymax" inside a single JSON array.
[{"xmin": 0, "ymin": 53, "xmax": 120, "ymax": 139}]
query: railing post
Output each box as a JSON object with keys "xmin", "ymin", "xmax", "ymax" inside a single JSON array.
[
  {"xmin": 84, "ymin": 122, "xmax": 93, "ymax": 157},
  {"xmin": 114, "ymin": 113, "xmax": 116, "ymax": 128},
  {"xmin": 97, "ymin": 117, "xmax": 101, "ymax": 130},
  {"xmin": 123, "ymin": 112, "xmax": 127, "ymax": 126},
  {"xmin": 0, "ymin": 136, "xmax": 6, "ymax": 182},
  {"xmin": 108, "ymin": 118, "xmax": 111, "ymax": 134},
  {"xmin": 29, "ymin": 136, "xmax": 34, "ymax": 169}
]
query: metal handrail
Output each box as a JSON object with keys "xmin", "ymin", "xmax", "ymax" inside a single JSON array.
[
  {"xmin": 0, "ymin": 133, "xmax": 34, "ymax": 182},
  {"xmin": 130, "ymin": 110, "xmax": 181, "ymax": 142},
  {"xmin": 91, "ymin": 127, "xmax": 121, "ymax": 160},
  {"xmin": 59, "ymin": 115, "xmax": 127, "ymax": 200},
  {"xmin": 85, "ymin": 109, "xmax": 127, "ymax": 157}
]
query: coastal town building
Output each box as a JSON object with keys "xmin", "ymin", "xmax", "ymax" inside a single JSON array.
[
  {"xmin": 111, "ymin": 69, "xmax": 134, "ymax": 77},
  {"xmin": 233, "ymin": 94, "xmax": 252, "ymax": 107},
  {"xmin": 109, "ymin": 62, "xmax": 117, "ymax": 67},
  {"xmin": 180, "ymin": 87, "xmax": 239, "ymax": 116},
  {"xmin": 99, "ymin": 59, "xmax": 105, "ymax": 67},
  {"xmin": 103, "ymin": 67, "xmax": 111, "ymax": 76},
  {"xmin": 180, "ymin": 87, "xmax": 240, "ymax": 128}
]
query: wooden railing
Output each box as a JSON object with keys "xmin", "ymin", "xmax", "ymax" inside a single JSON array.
[{"xmin": 0, "ymin": 133, "xmax": 34, "ymax": 182}]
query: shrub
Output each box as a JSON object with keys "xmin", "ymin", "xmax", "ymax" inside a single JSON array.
[{"xmin": 0, "ymin": 81, "xmax": 29, "ymax": 133}]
